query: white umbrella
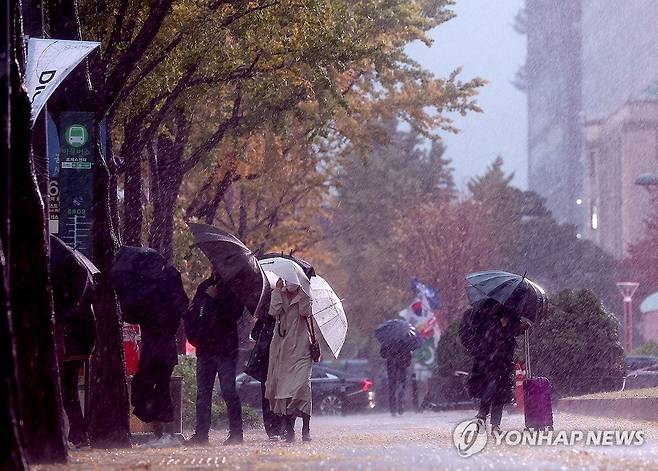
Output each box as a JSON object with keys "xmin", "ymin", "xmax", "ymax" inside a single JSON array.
[
  {"xmin": 311, "ymin": 276, "xmax": 348, "ymax": 358},
  {"xmin": 258, "ymin": 257, "xmax": 311, "ymax": 296},
  {"xmin": 263, "ymin": 270, "xmax": 279, "ymax": 290}
]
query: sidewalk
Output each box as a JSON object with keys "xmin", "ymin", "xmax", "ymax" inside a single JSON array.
[{"xmin": 558, "ymin": 388, "xmax": 658, "ymax": 421}]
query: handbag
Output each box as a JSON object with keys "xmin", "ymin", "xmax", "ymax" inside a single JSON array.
[
  {"xmin": 305, "ymin": 316, "xmax": 322, "ymax": 363},
  {"xmin": 244, "ymin": 317, "xmax": 275, "ymax": 382}
]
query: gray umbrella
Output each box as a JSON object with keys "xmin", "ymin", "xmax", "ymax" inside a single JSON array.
[
  {"xmin": 465, "ymin": 270, "xmax": 547, "ymax": 325},
  {"xmin": 189, "ymin": 223, "xmax": 266, "ymax": 316}
]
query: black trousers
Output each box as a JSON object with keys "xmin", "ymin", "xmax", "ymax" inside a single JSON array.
[
  {"xmin": 195, "ymin": 353, "xmax": 243, "ymax": 435},
  {"xmin": 386, "ymin": 360, "xmax": 408, "ymax": 414},
  {"xmin": 477, "ymin": 399, "xmax": 504, "ymax": 427},
  {"xmin": 131, "ymin": 359, "xmax": 175, "ymax": 424},
  {"xmin": 60, "ymin": 360, "xmax": 87, "ymax": 444}
]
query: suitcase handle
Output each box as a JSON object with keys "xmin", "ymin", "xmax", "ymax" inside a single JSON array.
[{"xmin": 524, "ymin": 330, "xmax": 532, "ymax": 379}]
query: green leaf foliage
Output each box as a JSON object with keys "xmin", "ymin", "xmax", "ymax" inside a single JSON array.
[{"xmin": 522, "ymin": 289, "xmax": 626, "ymax": 397}]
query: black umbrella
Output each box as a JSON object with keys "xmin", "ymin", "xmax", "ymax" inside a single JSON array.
[
  {"xmin": 259, "ymin": 252, "xmax": 316, "ymax": 279},
  {"xmin": 189, "ymin": 223, "xmax": 266, "ymax": 316},
  {"xmin": 109, "ymin": 246, "xmax": 169, "ymax": 324},
  {"xmin": 465, "ymin": 270, "xmax": 547, "ymax": 325},
  {"xmin": 50, "ymin": 235, "xmax": 99, "ymax": 310},
  {"xmin": 375, "ymin": 319, "xmax": 421, "ymax": 351}
]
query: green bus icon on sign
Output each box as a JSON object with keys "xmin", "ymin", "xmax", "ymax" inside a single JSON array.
[{"xmin": 65, "ymin": 124, "xmax": 88, "ymax": 148}]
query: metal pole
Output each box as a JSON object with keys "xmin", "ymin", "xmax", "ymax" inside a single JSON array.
[
  {"xmin": 616, "ymin": 282, "xmax": 639, "ymax": 352},
  {"xmin": 624, "ymin": 296, "xmax": 633, "ymax": 351}
]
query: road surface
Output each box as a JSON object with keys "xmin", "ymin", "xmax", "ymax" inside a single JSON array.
[{"xmin": 36, "ymin": 411, "xmax": 658, "ymax": 470}]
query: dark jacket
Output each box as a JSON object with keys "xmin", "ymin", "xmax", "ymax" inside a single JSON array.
[
  {"xmin": 463, "ymin": 309, "xmax": 519, "ymax": 404},
  {"xmin": 186, "ymin": 278, "xmax": 244, "ymax": 357},
  {"xmin": 379, "ymin": 340, "xmax": 413, "ymax": 368},
  {"xmin": 138, "ymin": 266, "xmax": 187, "ymax": 370},
  {"xmin": 50, "ymin": 247, "xmax": 97, "ymax": 359},
  {"xmin": 57, "ymin": 283, "xmax": 97, "ymax": 360}
]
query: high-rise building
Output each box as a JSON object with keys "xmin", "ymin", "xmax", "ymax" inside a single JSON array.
[
  {"xmin": 525, "ymin": 0, "xmax": 583, "ymax": 228},
  {"xmin": 524, "ymin": 0, "xmax": 658, "ymax": 255}
]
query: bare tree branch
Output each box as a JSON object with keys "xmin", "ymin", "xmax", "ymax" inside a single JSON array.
[
  {"xmin": 102, "ymin": 0, "xmax": 130, "ymax": 72},
  {"xmin": 182, "ymin": 88, "xmax": 242, "ymax": 173},
  {"xmin": 103, "ymin": 0, "xmax": 174, "ymax": 111},
  {"xmin": 107, "ymin": 33, "xmax": 184, "ymax": 117}
]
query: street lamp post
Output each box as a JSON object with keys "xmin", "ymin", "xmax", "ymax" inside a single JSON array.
[{"xmin": 616, "ymin": 282, "xmax": 639, "ymax": 351}]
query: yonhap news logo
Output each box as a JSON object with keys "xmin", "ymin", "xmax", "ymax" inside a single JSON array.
[
  {"xmin": 453, "ymin": 419, "xmax": 488, "ymax": 457},
  {"xmin": 453, "ymin": 419, "xmax": 645, "ymax": 457}
]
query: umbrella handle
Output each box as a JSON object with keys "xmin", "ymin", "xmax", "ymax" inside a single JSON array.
[{"xmin": 278, "ymin": 321, "xmax": 287, "ymax": 338}]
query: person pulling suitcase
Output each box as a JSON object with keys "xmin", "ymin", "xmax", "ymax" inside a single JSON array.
[{"xmin": 459, "ymin": 299, "xmax": 521, "ymax": 435}]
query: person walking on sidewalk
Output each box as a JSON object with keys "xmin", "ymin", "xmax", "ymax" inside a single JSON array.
[
  {"xmin": 460, "ymin": 300, "xmax": 520, "ymax": 435},
  {"xmin": 131, "ymin": 265, "xmax": 188, "ymax": 445},
  {"xmin": 265, "ymin": 278, "xmax": 314, "ymax": 442},
  {"xmin": 185, "ymin": 273, "xmax": 246, "ymax": 445},
  {"xmin": 380, "ymin": 338, "xmax": 415, "ymax": 416}
]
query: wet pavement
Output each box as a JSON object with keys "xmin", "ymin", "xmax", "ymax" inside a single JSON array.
[{"xmin": 36, "ymin": 411, "xmax": 658, "ymax": 470}]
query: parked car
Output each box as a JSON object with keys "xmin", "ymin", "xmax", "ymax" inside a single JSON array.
[
  {"xmin": 236, "ymin": 365, "xmax": 376, "ymax": 415},
  {"xmin": 623, "ymin": 363, "xmax": 658, "ymax": 390},
  {"xmin": 625, "ymin": 355, "xmax": 658, "ymax": 371},
  {"xmin": 320, "ymin": 359, "xmax": 371, "ymax": 378}
]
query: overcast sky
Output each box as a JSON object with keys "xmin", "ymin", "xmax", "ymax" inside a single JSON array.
[{"xmin": 406, "ymin": 0, "xmax": 527, "ymax": 189}]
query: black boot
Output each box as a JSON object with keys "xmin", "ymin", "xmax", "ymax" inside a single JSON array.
[
  {"xmin": 301, "ymin": 414, "xmax": 311, "ymax": 442},
  {"xmin": 186, "ymin": 432, "xmax": 209, "ymax": 445},
  {"xmin": 223, "ymin": 431, "xmax": 244, "ymax": 445},
  {"xmin": 284, "ymin": 415, "xmax": 296, "ymax": 442}
]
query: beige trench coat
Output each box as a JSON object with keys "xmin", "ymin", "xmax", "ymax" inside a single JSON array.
[{"xmin": 264, "ymin": 286, "xmax": 313, "ymax": 416}]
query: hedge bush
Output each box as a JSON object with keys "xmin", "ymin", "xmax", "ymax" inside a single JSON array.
[
  {"xmin": 433, "ymin": 321, "xmax": 472, "ymax": 403},
  {"xmin": 523, "ymin": 289, "xmax": 625, "ymax": 397},
  {"xmin": 633, "ymin": 341, "xmax": 658, "ymax": 357},
  {"xmin": 174, "ymin": 355, "xmax": 261, "ymax": 431}
]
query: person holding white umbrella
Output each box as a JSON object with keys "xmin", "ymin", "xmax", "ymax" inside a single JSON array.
[
  {"xmin": 259, "ymin": 256, "xmax": 348, "ymax": 359},
  {"xmin": 260, "ymin": 256, "xmax": 348, "ymax": 442},
  {"xmin": 261, "ymin": 258, "xmax": 317, "ymax": 442}
]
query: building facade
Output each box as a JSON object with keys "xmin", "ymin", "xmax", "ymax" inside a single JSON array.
[
  {"xmin": 525, "ymin": 0, "xmax": 658, "ymax": 255},
  {"xmin": 583, "ymin": 101, "xmax": 658, "ymax": 258}
]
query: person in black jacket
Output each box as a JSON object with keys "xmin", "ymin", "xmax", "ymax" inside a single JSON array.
[
  {"xmin": 380, "ymin": 339, "xmax": 415, "ymax": 417},
  {"xmin": 186, "ymin": 273, "xmax": 245, "ymax": 445},
  {"xmin": 131, "ymin": 266, "xmax": 187, "ymax": 442},
  {"xmin": 460, "ymin": 300, "xmax": 520, "ymax": 435},
  {"xmin": 54, "ymin": 284, "xmax": 96, "ymax": 448}
]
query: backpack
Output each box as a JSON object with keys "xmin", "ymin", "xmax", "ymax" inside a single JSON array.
[{"xmin": 184, "ymin": 293, "xmax": 211, "ymax": 348}]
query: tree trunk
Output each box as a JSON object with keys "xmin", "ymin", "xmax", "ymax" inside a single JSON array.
[
  {"xmin": 148, "ymin": 135, "xmax": 183, "ymax": 262},
  {"xmin": 122, "ymin": 150, "xmax": 143, "ymax": 246},
  {"xmin": 1, "ymin": 0, "xmax": 28, "ymax": 467},
  {"xmin": 106, "ymin": 131, "xmax": 122, "ymax": 242},
  {"xmin": 88, "ymin": 118, "xmax": 131, "ymax": 447},
  {"xmin": 9, "ymin": 3, "xmax": 67, "ymax": 462},
  {"xmin": 48, "ymin": 0, "xmax": 131, "ymax": 448},
  {"xmin": 0, "ymin": 246, "xmax": 27, "ymax": 471}
]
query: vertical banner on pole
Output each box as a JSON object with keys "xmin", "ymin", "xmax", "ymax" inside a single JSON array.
[
  {"xmin": 57, "ymin": 111, "xmax": 95, "ymax": 258},
  {"xmin": 47, "ymin": 113, "xmax": 60, "ymax": 234}
]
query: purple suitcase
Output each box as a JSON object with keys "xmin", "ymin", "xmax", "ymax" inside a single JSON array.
[{"xmin": 523, "ymin": 332, "xmax": 553, "ymax": 430}]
